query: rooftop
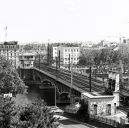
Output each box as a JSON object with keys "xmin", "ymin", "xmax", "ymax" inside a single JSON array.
[
  {"xmin": 82, "ymin": 92, "xmax": 114, "ymax": 99},
  {"xmin": 19, "ymin": 52, "xmax": 36, "ymax": 56},
  {"xmin": 0, "ymin": 41, "xmax": 18, "ymax": 45}
]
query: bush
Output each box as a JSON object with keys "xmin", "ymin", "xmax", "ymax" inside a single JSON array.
[
  {"xmin": 0, "ymin": 96, "xmax": 17, "ymax": 128},
  {"xmin": 17, "ymin": 99, "xmax": 59, "ymax": 128}
]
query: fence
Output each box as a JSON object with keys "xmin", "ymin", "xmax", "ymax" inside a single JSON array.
[{"xmin": 90, "ymin": 114, "xmax": 120, "ymax": 127}]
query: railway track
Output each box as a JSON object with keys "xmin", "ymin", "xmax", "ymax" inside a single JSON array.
[
  {"xmin": 34, "ymin": 63, "xmax": 105, "ymax": 93},
  {"xmin": 34, "ymin": 63, "xmax": 129, "ymax": 97}
]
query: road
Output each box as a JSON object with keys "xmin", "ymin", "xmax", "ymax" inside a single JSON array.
[{"xmin": 56, "ymin": 115, "xmax": 96, "ymax": 128}]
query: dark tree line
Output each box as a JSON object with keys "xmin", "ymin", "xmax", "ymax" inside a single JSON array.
[{"xmin": 78, "ymin": 48, "xmax": 123, "ymax": 67}]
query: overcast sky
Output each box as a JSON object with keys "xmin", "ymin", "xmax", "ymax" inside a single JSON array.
[{"xmin": 0, "ymin": 0, "xmax": 129, "ymax": 44}]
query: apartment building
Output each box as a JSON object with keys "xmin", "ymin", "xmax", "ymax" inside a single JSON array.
[
  {"xmin": 0, "ymin": 41, "xmax": 19, "ymax": 68},
  {"xmin": 57, "ymin": 45, "xmax": 80, "ymax": 67}
]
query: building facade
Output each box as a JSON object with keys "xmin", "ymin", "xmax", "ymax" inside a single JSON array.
[
  {"xmin": 81, "ymin": 71, "xmax": 120, "ymax": 116},
  {"xmin": 18, "ymin": 52, "xmax": 35, "ymax": 69},
  {"xmin": 0, "ymin": 41, "xmax": 19, "ymax": 68},
  {"xmin": 57, "ymin": 46, "xmax": 80, "ymax": 68}
]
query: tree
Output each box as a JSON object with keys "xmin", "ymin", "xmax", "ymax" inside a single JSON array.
[
  {"xmin": 0, "ymin": 96, "xmax": 17, "ymax": 128},
  {"xmin": 92, "ymin": 49, "xmax": 101, "ymax": 66},
  {"xmin": 0, "ymin": 55, "xmax": 27, "ymax": 95},
  {"xmin": 78, "ymin": 54, "xmax": 87, "ymax": 66},
  {"xmin": 99, "ymin": 48, "xmax": 111, "ymax": 64},
  {"xmin": 78, "ymin": 49, "xmax": 95, "ymax": 66},
  {"xmin": 76, "ymin": 99, "xmax": 89, "ymax": 122},
  {"xmin": 17, "ymin": 99, "xmax": 59, "ymax": 128},
  {"xmin": 23, "ymin": 44, "xmax": 33, "ymax": 51}
]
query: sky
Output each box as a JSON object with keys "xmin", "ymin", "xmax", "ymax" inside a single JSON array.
[{"xmin": 0, "ymin": 0, "xmax": 129, "ymax": 44}]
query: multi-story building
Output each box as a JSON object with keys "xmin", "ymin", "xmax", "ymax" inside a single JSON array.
[
  {"xmin": 0, "ymin": 41, "xmax": 19, "ymax": 68},
  {"xmin": 57, "ymin": 45, "xmax": 80, "ymax": 68},
  {"xmin": 18, "ymin": 52, "xmax": 35, "ymax": 69}
]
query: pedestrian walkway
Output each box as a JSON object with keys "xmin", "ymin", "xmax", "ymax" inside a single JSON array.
[{"xmin": 56, "ymin": 115, "xmax": 97, "ymax": 128}]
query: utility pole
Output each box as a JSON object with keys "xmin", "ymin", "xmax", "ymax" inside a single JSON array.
[
  {"xmin": 47, "ymin": 43, "xmax": 50, "ymax": 65},
  {"xmin": 69, "ymin": 54, "xmax": 70, "ymax": 71},
  {"xmin": 56, "ymin": 57, "xmax": 58, "ymax": 75},
  {"xmin": 89, "ymin": 66, "xmax": 92, "ymax": 92},
  {"xmin": 58, "ymin": 50, "xmax": 60, "ymax": 68},
  {"xmin": 39, "ymin": 53, "xmax": 40, "ymax": 69},
  {"xmin": 49, "ymin": 45, "xmax": 51, "ymax": 65},
  {"xmin": 38, "ymin": 45, "xmax": 40, "ymax": 69},
  {"xmin": 69, "ymin": 61, "xmax": 73, "ymax": 104},
  {"xmin": 54, "ymin": 57, "xmax": 58, "ymax": 106},
  {"xmin": 70, "ymin": 47, "xmax": 73, "ymax": 104}
]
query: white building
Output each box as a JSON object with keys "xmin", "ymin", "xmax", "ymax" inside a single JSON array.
[
  {"xmin": 52, "ymin": 46, "xmax": 58, "ymax": 60},
  {"xmin": 0, "ymin": 41, "xmax": 19, "ymax": 68},
  {"xmin": 81, "ymin": 71, "xmax": 120, "ymax": 116},
  {"xmin": 81, "ymin": 92, "xmax": 118, "ymax": 116},
  {"xmin": 18, "ymin": 52, "xmax": 35, "ymax": 69},
  {"xmin": 57, "ymin": 46, "xmax": 80, "ymax": 67}
]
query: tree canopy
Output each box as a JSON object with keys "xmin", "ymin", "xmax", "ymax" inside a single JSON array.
[
  {"xmin": 0, "ymin": 96, "xmax": 17, "ymax": 128},
  {"xmin": 0, "ymin": 55, "xmax": 27, "ymax": 95},
  {"xmin": 17, "ymin": 99, "xmax": 59, "ymax": 128},
  {"xmin": 0, "ymin": 97, "xmax": 59, "ymax": 128},
  {"xmin": 78, "ymin": 48, "xmax": 122, "ymax": 67}
]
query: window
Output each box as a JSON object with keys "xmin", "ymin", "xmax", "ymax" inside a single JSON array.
[
  {"xmin": 94, "ymin": 105, "xmax": 97, "ymax": 115},
  {"xmin": 106, "ymin": 104, "xmax": 111, "ymax": 115},
  {"xmin": 65, "ymin": 49, "xmax": 67, "ymax": 52},
  {"xmin": 114, "ymin": 103, "xmax": 116, "ymax": 114}
]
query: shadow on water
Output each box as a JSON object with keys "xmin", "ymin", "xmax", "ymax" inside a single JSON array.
[
  {"xmin": 15, "ymin": 85, "xmax": 56, "ymax": 106},
  {"xmin": 15, "ymin": 86, "xmax": 40, "ymax": 106}
]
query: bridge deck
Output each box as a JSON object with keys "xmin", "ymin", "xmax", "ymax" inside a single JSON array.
[
  {"xmin": 33, "ymin": 65, "xmax": 105, "ymax": 94},
  {"xmin": 33, "ymin": 67, "xmax": 86, "ymax": 93}
]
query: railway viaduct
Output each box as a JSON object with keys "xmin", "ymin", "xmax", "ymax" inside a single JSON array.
[
  {"xmin": 18, "ymin": 63, "xmax": 129, "ymax": 106},
  {"xmin": 18, "ymin": 64, "xmax": 105, "ymax": 105}
]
